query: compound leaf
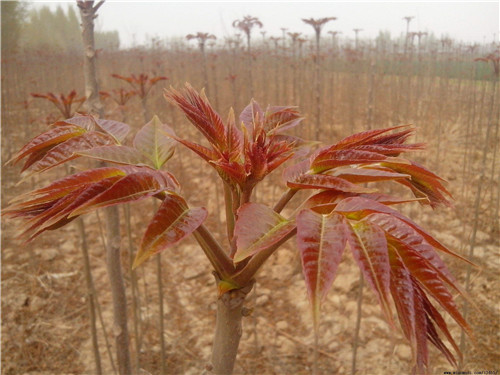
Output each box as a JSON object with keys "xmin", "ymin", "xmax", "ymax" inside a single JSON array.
[
  {"xmin": 134, "ymin": 193, "xmax": 207, "ymax": 268},
  {"xmin": 233, "ymin": 203, "xmax": 295, "ymax": 263},
  {"xmin": 296, "ymin": 209, "xmax": 347, "ymax": 330},
  {"xmin": 345, "ymin": 219, "xmax": 393, "ymax": 325}
]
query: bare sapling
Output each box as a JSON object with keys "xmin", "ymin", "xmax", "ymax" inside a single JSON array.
[
  {"xmin": 303, "ymin": 17, "xmax": 336, "ymax": 139},
  {"xmin": 186, "ymin": 32, "xmax": 216, "ymax": 93},
  {"xmin": 288, "ymin": 32, "xmax": 301, "ymax": 103},
  {"xmin": 232, "ymin": 15, "xmax": 263, "ymax": 98},
  {"xmin": 327, "ymin": 30, "xmax": 341, "ymax": 125},
  {"xmin": 269, "ymin": 36, "xmax": 282, "ymax": 104}
]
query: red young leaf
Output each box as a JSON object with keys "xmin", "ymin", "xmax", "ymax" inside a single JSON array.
[
  {"xmin": 366, "ymin": 213, "xmax": 460, "ymax": 286},
  {"xmin": 134, "ymin": 193, "xmax": 207, "ymax": 268},
  {"xmin": 335, "ymin": 197, "xmax": 470, "ymax": 263},
  {"xmin": 70, "ymin": 170, "xmax": 177, "ymax": 217},
  {"xmin": 173, "ymin": 137, "xmax": 219, "ymax": 162},
  {"xmin": 63, "ymin": 115, "xmax": 131, "ymax": 143},
  {"xmin": 287, "ymin": 173, "xmax": 376, "ymax": 193},
  {"xmin": 21, "ymin": 131, "xmax": 115, "ymax": 177},
  {"xmin": 345, "ymin": 219, "xmax": 393, "ymax": 325},
  {"xmin": 60, "ymin": 115, "xmax": 98, "ymax": 131},
  {"xmin": 3, "ymin": 166, "xmax": 179, "ymax": 243},
  {"xmin": 354, "ymin": 143, "xmax": 425, "ymax": 156},
  {"xmin": 8, "ymin": 125, "xmax": 86, "ymax": 165},
  {"xmin": 392, "ymin": 239, "xmax": 473, "ymax": 338},
  {"xmin": 327, "ymin": 125, "xmax": 411, "ymax": 151},
  {"xmin": 412, "ymin": 279, "xmax": 430, "ymax": 374},
  {"xmin": 233, "ymin": 203, "xmax": 296, "ymax": 263},
  {"xmin": 224, "ymin": 107, "xmax": 243, "ymax": 161},
  {"xmin": 263, "ymin": 105, "xmax": 303, "ymax": 134},
  {"xmin": 283, "ymin": 159, "xmax": 312, "ymax": 183},
  {"xmin": 418, "ymin": 284, "xmax": 462, "ymax": 366},
  {"xmin": 18, "ymin": 144, "xmax": 57, "ymax": 172},
  {"xmin": 368, "ymin": 128, "xmax": 418, "ymax": 146},
  {"xmin": 95, "ymin": 118, "xmax": 131, "ymax": 142},
  {"xmin": 311, "ymin": 149, "xmax": 394, "ymax": 173},
  {"xmin": 310, "ymin": 125, "xmax": 425, "ymax": 174},
  {"xmin": 22, "ymin": 177, "xmax": 122, "ymax": 239},
  {"xmin": 333, "ymin": 167, "xmax": 410, "ymax": 183},
  {"xmin": 424, "ymin": 313, "xmax": 457, "ymax": 367},
  {"xmin": 389, "ymin": 248, "xmax": 459, "ymax": 373},
  {"xmin": 240, "ymin": 99, "xmax": 264, "ymax": 136},
  {"xmin": 389, "ymin": 251, "xmax": 418, "ymax": 356},
  {"xmin": 77, "ymin": 145, "xmax": 152, "ymax": 166},
  {"xmin": 165, "ymin": 84, "xmax": 226, "ymax": 150},
  {"xmin": 304, "ymin": 191, "xmax": 424, "ymax": 215},
  {"xmin": 7, "ymin": 167, "xmax": 127, "ymax": 207},
  {"xmin": 379, "ymin": 161, "xmax": 452, "ymax": 207},
  {"xmin": 296, "ymin": 209, "xmax": 347, "ymax": 330}
]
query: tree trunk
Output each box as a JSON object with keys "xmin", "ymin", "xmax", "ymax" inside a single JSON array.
[
  {"xmin": 78, "ymin": 2, "xmax": 132, "ymax": 374},
  {"xmin": 105, "ymin": 206, "xmax": 132, "ymax": 375},
  {"xmin": 78, "ymin": 0, "xmax": 104, "ymax": 117},
  {"xmin": 209, "ymin": 277, "xmax": 254, "ymax": 375}
]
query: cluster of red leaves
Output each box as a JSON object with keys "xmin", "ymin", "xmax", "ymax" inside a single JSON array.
[
  {"xmin": 232, "ymin": 126, "xmax": 473, "ymax": 374},
  {"xmin": 99, "ymin": 88, "xmax": 137, "ymax": 106},
  {"xmin": 297, "ymin": 128, "xmax": 473, "ymax": 372},
  {"xmin": 7, "ymin": 114, "xmax": 128, "ymax": 179},
  {"xmin": 111, "ymin": 73, "xmax": 168, "ymax": 99},
  {"xmin": 31, "ymin": 90, "xmax": 86, "ymax": 119},
  {"xmin": 3, "ymin": 114, "xmax": 205, "ymax": 269},
  {"xmin": 165, "ymin": 84, "xmax": 307, "ymax": 196}
]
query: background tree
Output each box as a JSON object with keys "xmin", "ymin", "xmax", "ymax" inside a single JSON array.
[
  {"xmin": 186, "ymin": 32, "xmax": 216, "ymax": 93},
  {"xmin": 303, "ymin": 17, "xmax": 336, "ymax": 139},
  {"xmin": 353, "ymin": 28, "xmax": 363, "ymax": 50},
  {"xmin": 1, "ymin": 0, "xmax": 27, "ymax": 54},
  {"xmin": 232, "ymin": 15, "xmax": 263, "ymax": 98},
  {"xmin": 20, "ymin": 4, "xmax": 119, "ymax": 52},
  {"xmin": 403, "ymin": 16, "xmax": 415, "ymax": 54}
]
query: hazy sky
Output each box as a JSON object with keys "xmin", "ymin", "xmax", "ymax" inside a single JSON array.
[{"xmin": 31, "ymin": 1, "xmax": 499, "ymax": 47}]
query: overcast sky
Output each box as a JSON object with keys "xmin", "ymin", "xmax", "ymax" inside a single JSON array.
[{"xmin": 31, "ymin": 1, "xmax": 499, "ymax": 47}]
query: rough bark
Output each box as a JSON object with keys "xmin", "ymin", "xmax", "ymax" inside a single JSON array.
[
  {"xmin": 209, "ymin": 277, "xmax": 254, "ymax": 375},
  {"xmin": 78, "ymin": 0, "xmax": 104, "ymax": 117}
]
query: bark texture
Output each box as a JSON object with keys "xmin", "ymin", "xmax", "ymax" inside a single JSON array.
[{"xmin": 210, "ymin": 278, "xmax": 254, "ymax": 375}]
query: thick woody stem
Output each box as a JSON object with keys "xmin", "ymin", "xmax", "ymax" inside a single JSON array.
[
  {"xmin": 192, "ymin": 224, "xmax": 235, "ymax": 278},
  {"xmin": 209, "ymin": 275, "xmax": 254, "ymax": 375}
]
